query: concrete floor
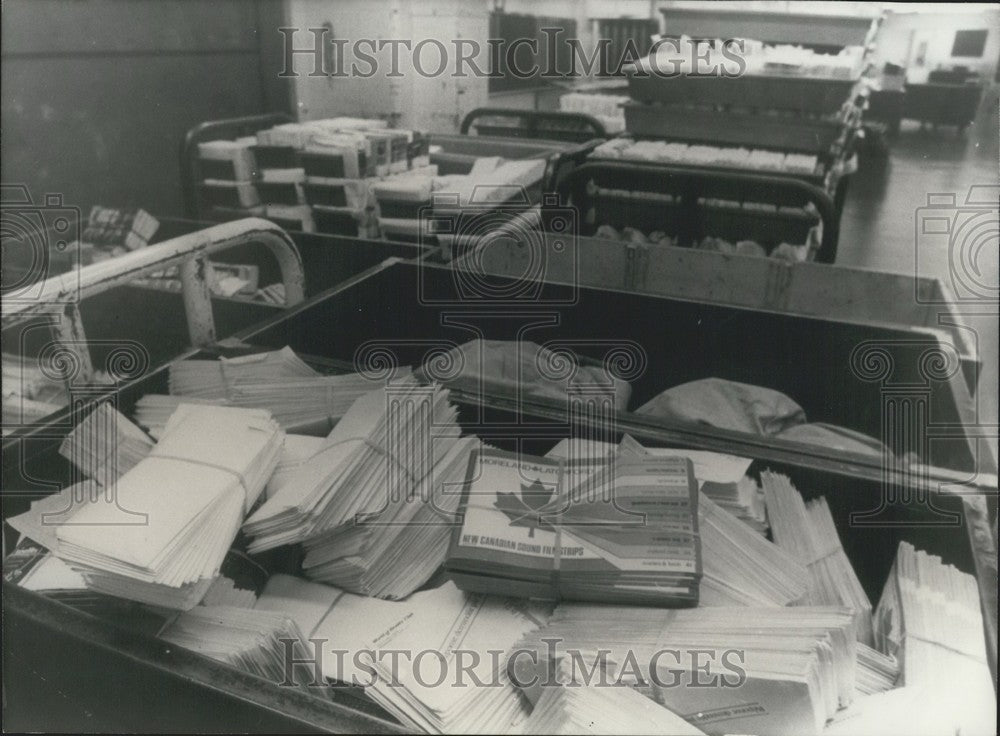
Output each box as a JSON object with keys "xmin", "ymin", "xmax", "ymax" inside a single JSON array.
[{"xmin": 837, "ymin": 92, "xmax": 999, "ymax": 465}]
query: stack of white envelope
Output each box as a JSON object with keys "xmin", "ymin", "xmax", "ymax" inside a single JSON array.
[
  {"xmin": 223, "ymin": 372, "xmax": 406, "ymax": 434},
  {"xmin": 243, "ymin": 380, "xmax": 459, "ymax": 554},
  {"xmin": 825, "ymin": 684, "xmax": 970, "ymax": 736},
  {"xmin": 301, "ymin": 436, "xmax": 480, "ymax": 598},
  {"xmin": 548, "ymin": 438, "xmax": 766, "ymax": 533},
  {"xmin": 133, "ymin": 394, "xmax": 233, "ymax": 439},
  {"xmin": 874, "ymin": 541, "xmax": 996, "ymax": 736},
  {"xmin": 255, "ymin": 575, "xmax": 546, "ymax": 734},
  {"xmin": 522, "ymin": 661, "xmax": 706, "ymax": 735},
  {"xmin": 160, "ymin": 605, "xmax": 316, "ymax": 691},
  {"xmin": 52, "ymin": 405, "xmax": 283, "ymax": 609},
  {"xmin": 610, "ymin": 437, "xmax": 809, "ymax": 606},
  {"xmin": 167, "ymin": 348, "xmax": 401, "ymax": 434},
  {"xmin": 265, "ymin": 434, "xmax": 324, "ymax": 500},
  {"xmin": 698, "ymin": 491, "xmax": 810, "ymax": 606},
  {"xmin": 762, "ymin": 472, "xmax": 873, "ymax": 644},
  {"xmin": 854, "ymin": 642, "xmax": 898, "ymax": 696},
  {"xmin": 58, "ymin": 403, "xmax": 154, "ymax": 485},
  {"xmin": 515, "ymin": 603, "xmax": 858, "ymax": 736},
  {"xmin": 168, "ymin": 347, "xmax": 318, "ymax": 398}
]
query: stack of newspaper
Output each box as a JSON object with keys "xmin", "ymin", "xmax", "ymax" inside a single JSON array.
[
  {"xmin": 762, "ymin": 472, "xmax": 873, "ymax": 643},
  {"xmin": 51, "ymin": 405, "xmax": 283, "ymax": 609},
  {"xmin": 515, "ymin": 603, "xmax": 858, "ymax": 736},
  {"xmin": 446, "ymin": 447, "xmax": 701, "ymax": 605},
  {"xmin": 243, "ymin": 380, "xmax": 460, "ymax": 554},
  {"xmin": 255, "ymin": 575, "xmax": 545, "ymax": 734},
  {"xmin": 301, "ymin": 436, "xmax": 480, "ymax": 599}
]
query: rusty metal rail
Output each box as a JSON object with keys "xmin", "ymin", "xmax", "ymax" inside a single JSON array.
[{"xmin": 1, "ymin": 218, "xmax": 305, "ymax": 387}]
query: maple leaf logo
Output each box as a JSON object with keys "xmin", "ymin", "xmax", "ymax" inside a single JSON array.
[{"xmin": 494, "ymin": 479, "xmax": 555, "ymax": 538}]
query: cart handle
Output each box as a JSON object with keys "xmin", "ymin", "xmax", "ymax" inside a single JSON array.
[
  {"xmin": 460, "ymin": 107, "xmax": 609, "ymax": 142},
  {"xmin": 180, "ymin": 112, "xmax": 294, "ymax": 219},
  {"xmin": 2, "ymin": 218, "xmax": 305, "ymax": 387}
]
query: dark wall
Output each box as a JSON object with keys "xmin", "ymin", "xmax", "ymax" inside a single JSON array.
[{"xmin": 1, "ymin": 0, "xmax": 290, "ymax": 217}]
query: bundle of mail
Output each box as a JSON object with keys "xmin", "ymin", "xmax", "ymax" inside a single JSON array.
[
  {"xmin": 160, "ymin": 605, "xmax": 316, "ymax": 693},
  {"xmin": 521, "ymin": 665, "xmax": 706, "ymax": 735},
  {"xmin": 138, "ymin": 347, "xmax": 400, "ymax": 435},
  {"xmin": 300, "ymin": 436, "xmax": 479, "ymax": 599},
  {"xmin": 18, "ymin": 405, "xmax": 283, "ymax": 609},
  {"xmin": 244, "ymin": 378, "xmax": 464, "ymax": 599},
  {"xmin": 58, "ymin": 402, "xmax": 154, "ymax": 486},
  {"xmin": 197, "ymin": 116, "xmax": 431, "ymax": 237},
  {"xmin": 446, "ymin": 446, "xmax": 702, "ymax": 605},
  {"xmin": 762, "ymin": 472, "xmax": 874, "ymax": 644},
  {"xmin": 515, "ymin": 603, "xmax": 858, "ymax": 736},
  {"xmin": 548, "ymin": 438, "xmax": 766, "ymax": 533},
  {"xmin": 872, "ymin": 541, "xmax": 996, "ymax": 735},
  {"xmin": 8, "ymin": 344, "xmax": 996, "ymax": 736},
  {"xmin": 255, "ymin": 575, "xmax": 544, "ymax": 734},
  {"xmin": 612, "ymin": 436, "xmax": 807, "ymax": 607}
]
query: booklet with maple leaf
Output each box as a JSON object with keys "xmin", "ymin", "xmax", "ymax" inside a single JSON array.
[{"xmin": 445, "ymin": 447, "xmax": 701, "ymax": 605}]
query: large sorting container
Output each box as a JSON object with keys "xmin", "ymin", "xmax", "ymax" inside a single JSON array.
[
  {"xmin": 456, "ymin": 231, "xmax": 982, "ymax": 393},
  {"xmin": 3, "ymin": 258, "xmax": 996, "ymax": 731}
]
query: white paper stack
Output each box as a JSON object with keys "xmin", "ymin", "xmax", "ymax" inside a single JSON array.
[
  {"xmin": 243, "ymin": 380, "xmax": 459, "ymax": 553},
  {"xmin": 698, "ymin": 491, "xmax": 810, "ymax": 606},
  {"xmin": 874, "ymin": 541, "xmax": 996, "ymax": 735},
  {"xmin": 58, "ymin": 403, "xmax": 154, "ymax": 486},
  {"xmin": 168, "ymin": 347, "xmax": 319, "ymax": 399},
  {"xmin": 265, "ymin": 434, "xmax": 324, "ymax": 500},
  {"xmin": 52, "ymin": 405, "xmax": 284, "ymax": 609},
  {"xmin": 201, "ymin": 576, "xmax": 259, "ymax": 608},
  {"xmin": 548, "ymin": 438, "xmax": 766, "ymax": 533},
  {"xmin": 610, "ymin": 437, "xmax": 809, "ymax": 606},
  {"xmin": 516, "ymin": 603, "xmax": 857, "ymax": 736},
  {"xmin": 301, "ymin": 436, "xmax": 480, "ymax": 599},
  {"xmin": 824, "ymin": 684, "xmax": 968, "ymax": 736},
  {"xmin": 255, "ymin": 575, "xmax": 545, "ymax": 734},
  {"xmin": 160, "ymin": 605, "xmax": 315, "ymax": 690},
  {"xmin": 167, "ymin": 348, "xmax": 402, "ymax": 434},
  {"xmin": 855, "ymin": 642, "xmax": 898, "ymax": 696},
  {"xmin": 133, "ymin": 394, "xmax": 232, "ymax": 439},
  {"xmin": 225, "ymin": 372, "xmax": 409, "ymax": 435},
  {"xmin": 523, "ymin": 662, "xmax": 706, "ymax": 735},
  {"xmin": 762, "ymin": 472, "xmax": 873, "ymax": 644},
  {"xmin": 198, "ymin": 138, "xmax": 257, "ymax": 181}
]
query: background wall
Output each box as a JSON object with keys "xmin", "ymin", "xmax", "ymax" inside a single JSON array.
[
  {"xmin": 1, "ymin": 0, "xmax": 290, "ymax": 217},
  {"xmin": 873, "ymin": 8, "xmax": 1000, "ymax": 83}
]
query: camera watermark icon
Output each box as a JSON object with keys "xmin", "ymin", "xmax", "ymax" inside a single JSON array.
[
  {"xmin": 914, "ymin": 186, "xmax": 999, "ymax": 304},
  {"xmin": 417, "ymin": 188, "xmax": 578, "ymax": 306},
  {"xmin": 1, "ymin": 184, "xmax": 82, "ymax": 304},
  {"xmin": 848, "ymin": 339, "xmax": 996, "ymax": 527}
]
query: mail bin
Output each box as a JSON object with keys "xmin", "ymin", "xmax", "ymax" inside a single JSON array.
[{"xmin": 3, "ymin": 259, "xmax": 995, "ymax": 732}]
